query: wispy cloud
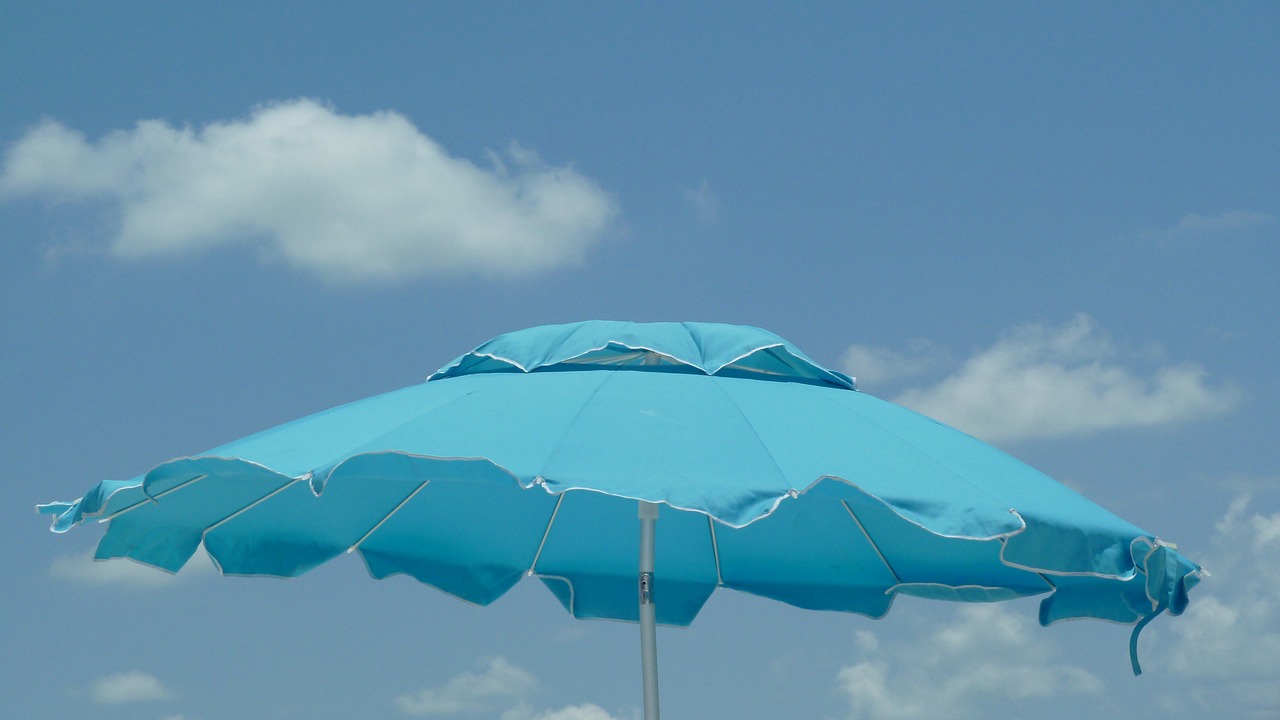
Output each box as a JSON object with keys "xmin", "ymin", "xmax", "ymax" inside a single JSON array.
[
  {"xmin": 836, "ymin": 605, "xmax": 1101, "ymax": 720},
  {"xmin": 396, "ymin": 657, "xmax": 536, "ymax": 716},
  {"xmin": 396, "ymin": 657, "xmax": 629, "ymax": 719},
  {"xmin": 90, "ymin": 671, "xmax": 174, "ymax": 704},
  {"xmin": 502, "ymin": 703, "xmax": 632, "ymax": 720},
  {"xmin": 1133, "ymin": 210, "xmax": 1274, "ymax": 242},
  {"xmin": 832, "ymin": 491, "xmax": 1280, "ymax": 719},
  {"xmin": 1164, "ymin": 494, "xmax": 1280, "ymax": 719},
  {"xmin": 50, "ymin": 547, "xmax": 213, "ymax": 589},
  {"xmin": 0, "ymin": 99, "xmax": 618, "ymax": 282},
  {"xmin": 684, "ymin": 179, "xmax": 719, "ymax": 224},
  {"xmin": 887, "ymin": 315, "xmax": 1239, "ymax": 442},
  {"xmin": 841, "ymin": 339, "xmax": 949, "ymax": 388}
]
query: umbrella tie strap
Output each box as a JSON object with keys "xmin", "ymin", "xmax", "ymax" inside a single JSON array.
[
  {"xmin": 1128, "ymin": 610, "xmax": 1160, "ymax": 676},
  {"xmin": 1127, "ymin": 537, "xmax": 1199, "ymax": 676}
]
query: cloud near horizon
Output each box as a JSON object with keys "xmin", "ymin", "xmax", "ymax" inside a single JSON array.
[
  {"xmin": 90, "ymin": 671, "xmax": 174, "ymax": 705},
  {"xmin": 1133, "ymin": 210, "xmax": 1274, "ymax": 242},
  {"xmin": 396, "ymin": 657, "xmax": 536, "ymax": 716},
  {"xmin": 50, "ymin": 546, "xmax": 214, "ymax": 588},
  {"xmin": 1163, "ymin": 494, "xmax": 1280, "ymax": 719},
  {"xmin": 683, "ymin": 178, "xmax": 719, "ymax": 224},
  {"xmin": 836, "ymin": 604, "xmax": 1102, "ymax": 720},
  {"xmin": 396, "ymin": 657, "xmax": 629, "ymax": 720},
  {"xmin": 853, "ymin": 315, "xmax": 1239, "ymax": 443},
  {"xmin": 0, "ymin": 99, "xmax": 618, "ymax": 282},
  {"xmin": 502, "ymin": 703, "xmax": 631, "ymax": 720},
  {"xmin": 841, "ymin": 338, "xmax": 949, "ymax": 387},
  {"xmin": 831, "ymin": 489, "xmax": 1280, "ymax": 720}
]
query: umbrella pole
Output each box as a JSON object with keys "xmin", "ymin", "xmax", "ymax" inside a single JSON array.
[{"xmin": 639, "ymin": 500, "xmax": 661, "ymax": 720}]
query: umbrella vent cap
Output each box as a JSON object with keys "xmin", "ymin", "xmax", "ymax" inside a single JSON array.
[{"xmin": 428, "ymin": 320, "xmax": 855, "ymax": 389}]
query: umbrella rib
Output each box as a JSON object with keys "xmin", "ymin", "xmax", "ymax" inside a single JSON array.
[
  {"xmin": 203, "ymin": 475, "xmax": 307, "ymax": 536},
  {"xmin": 842, "ymin": 500, "xmax": 903, "ymax": 585},
  {"xmin": 100, "ymin": 474, "xmax": 208, "ymax": 522},
  {"xmin": 529, "ymin": 492, "xmax": 565, "ymax": 574},
  {"xmin": 348, "ymin": 480, "xmax": 430, "ymax": 553},
  {"xmin": 707, "ymin": 515, "xmax": 724, "ymax": 586}
]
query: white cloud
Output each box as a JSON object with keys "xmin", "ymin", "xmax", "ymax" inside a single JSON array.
[
  {"xmin": 1135, "ymin": 210, "xmax": 1274, "ymax": 242},
  {"xmin": 0, "ymin": 99, "xmax": 617, "ymax": 282},
  {"xmin": 841, "ymin": 339, "xmax": 948, "ymax": 388},
  {"xmin": 1163, "ymin": 495, "xmax": 1280, "ymax": 719},
  {"xmin": 90, "ymin": 671, "xmax": 174, "ymax": 704},
  {"xmin": 891, "ymin": 315, "xmax": 1238, "ymax": 442},
  {"xmin": 836, "ymin": 605, "xmax": 1102, "ymax": 720},
  {"xmin": 396, "ymin": 658, "xmax": 631, "ymax": 720},
  {"xmin": 684, "ymin": 179, "xmax": 718, "ymax": 224},
  {"xmin": 396, "ymin": 657, "xmax": 537, "ymax": 716},
  {"xmin": 50, "ymin": 546, "xmax": 214, "ymax": 588},
  {"xmin": 502, "ymin": 703, "xmax": 632, "ymax": 720}
]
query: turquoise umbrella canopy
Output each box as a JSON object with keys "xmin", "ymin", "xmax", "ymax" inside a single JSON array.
[{"xmin": 40, "ymin": 320, "xmax": 1202, "ymax": 679}]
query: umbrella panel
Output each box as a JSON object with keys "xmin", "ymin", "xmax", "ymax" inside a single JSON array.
[
  {"xmin": 534, "ymin": 491, "xmax": 719, "ymax": 625},
  {"xmin": 714, "ymin": 492, "xmax": 899, "ymax": 617}
]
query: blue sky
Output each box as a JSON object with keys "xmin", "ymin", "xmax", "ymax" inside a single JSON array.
[{"xmin": 2, "ymin": 4, "xmax": 1277, "ymax": 719}]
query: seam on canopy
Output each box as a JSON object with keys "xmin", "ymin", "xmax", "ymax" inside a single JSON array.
[
  {"xmin": 311, "ymin": 387, "xmax": 483, "ymax": 478},
  {"xmin": 704, "ymin": 375, "xmax": 793, "ymax": 495},
  {"xmin": 534, "ymin": 370, "xmax": 621, "ymax": 483}
]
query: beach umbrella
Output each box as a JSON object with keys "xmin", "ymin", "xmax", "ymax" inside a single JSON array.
[{"xmin": 39, "ymin": 321, "xmax": 1203, "ymax": 720}]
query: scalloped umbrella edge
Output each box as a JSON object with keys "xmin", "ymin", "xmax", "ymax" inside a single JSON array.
[{"xmin": 36, "ymin": 320, "xmax": 1205, "ymax": 720}]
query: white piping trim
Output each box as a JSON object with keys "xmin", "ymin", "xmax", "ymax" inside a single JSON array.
[
  {"xmin": 886, "ymin": 581, "xmax": 1041, "ymax": 596},
  {"xmin": 560, "ymin": 347, "xmax": 683, "ymax": 367},
  {"xmin": 433, "ymin": 349, "xmax": 530, "ymax": 377},
  {"xmin": 716, "ymin": 342, "xmax": 787, "ymax": 375},
  {"xmin": 429, "ymin": 329, "xmax": 851, "ymax": 389},
  {"xmin": 347, "ymin": 481, "xmax": 430, "ymax": 553},
  {"xmin": 1042, "ymin": 613, "xmax": 1154, "ymax": 629},
  {"xmin": 86, "ymin": 454, "xmax": 328, "ymax": 526},
  {"xmin": 842, "ymin": 500, "xmax": 902, "ymax": 585},
  {"xmin": 533, "ymin": 343, "xmax": 690, "ymax": 372},
  {"xmin": 997, "ymin": 514, "xmax": 1139, "ymax": 581},
  {"xmin": 535, "ymin": 573, "xmax": 577, "ymax": 616},
  {"xmin": 798, "ymin": 475, "xmax": 1025, "ymax": 540},
  {"xmin": 93, "ymin": 554, "xmax": 182, "ymax": 576},
  {"xmin": 1135, "ymin": 536, "xmax": 1172, "ymax": 612},
  {"xmin": 348, "ymin": 554, "xmax": 496, "ymax": 609},
  {"xmin": 99, "ymin": 474, "xmax": 208, "ymax": 522},
  {"xmin": 66, "ymin": 450, "xmax": 1189, "ymax": 601}
]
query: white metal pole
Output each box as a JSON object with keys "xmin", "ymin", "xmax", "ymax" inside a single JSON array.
[{"xmin": 639, "ymin": 500, "xmax": 660, "ymax": 720}]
